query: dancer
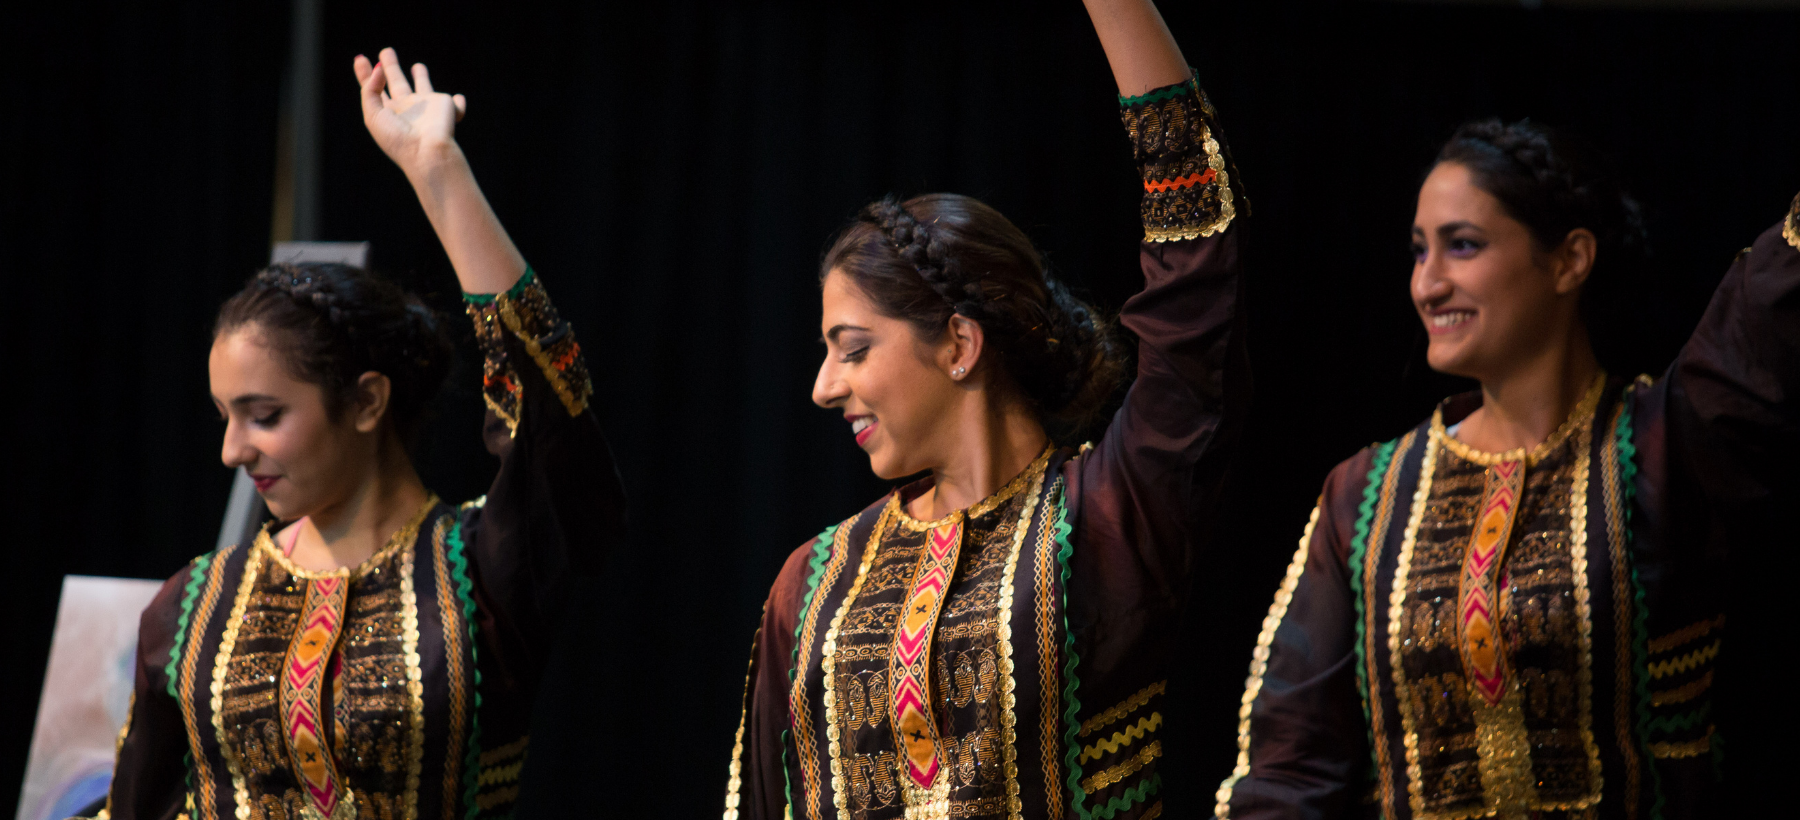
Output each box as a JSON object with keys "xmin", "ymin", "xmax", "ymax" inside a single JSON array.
[
  {"xmin": 723, "ymin": 1, "xmax": 1247, "ymax": 818},
  {"xmin": 96, "ymin": 50, "xmax": 622, "ymax": 820},
  {"xmin": 1212, "ymin": 121, "xmax": 1793, "ymax": 818}
]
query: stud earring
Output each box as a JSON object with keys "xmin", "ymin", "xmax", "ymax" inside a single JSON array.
[{"xmin": 952, "ymin": 366, "xmax": 966, "ymax": 378}]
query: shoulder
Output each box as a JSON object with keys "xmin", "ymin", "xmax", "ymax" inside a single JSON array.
[{"xmin": 767, "ymin": 495, "xmax": 893, "ymax": 617}]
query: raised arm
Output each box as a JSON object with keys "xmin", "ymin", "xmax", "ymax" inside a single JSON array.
[
  {"xmin": 354, "ymin": 47, "xmax": 525, "ymax": 295},
  {"xmin": 1083, "ymin": 0, "xmax": 1192, "ymax": 96}
]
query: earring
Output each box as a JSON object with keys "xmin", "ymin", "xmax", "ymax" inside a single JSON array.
[{"xmin": 951, "ymin": 366, "xmax": 966, "ymax": 378}]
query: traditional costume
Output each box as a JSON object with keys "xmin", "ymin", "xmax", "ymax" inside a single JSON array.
[
  {"xmin": 100, "ymin": 271, "xmax": 621, "ymax": 820},
  {"xmin": 725, "ymin": 75, "xmax": 1250, "ymax": 820},
  {"xmin": 1211, "ymin": 196, "xmax": 1800, "ymax": 819}
]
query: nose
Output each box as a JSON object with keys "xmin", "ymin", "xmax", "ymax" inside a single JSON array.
[
  {"xmin": 812, "ymin": 355, "xmax": 848, "ymax": 409},
  {"xmin": 220, "ymin": 417, "xmax": 257, "ymax": 470},
  {"xmin": 1412, "ymin": 248, "xmax": 1453, "ymax": 308}
]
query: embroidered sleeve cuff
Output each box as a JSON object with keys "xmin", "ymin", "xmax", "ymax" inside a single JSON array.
[
  {"xmin": 464, "ymin": 268, "xmax": 593, "ymax": 434},
  {"xmin": 1120, "ymin": 76, "xmax": 1238, "ymax": 242}
]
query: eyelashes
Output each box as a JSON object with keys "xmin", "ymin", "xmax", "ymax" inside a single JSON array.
[{"xmin": 839, "ymin": 347, "xmax": 869, "ymax": 363}]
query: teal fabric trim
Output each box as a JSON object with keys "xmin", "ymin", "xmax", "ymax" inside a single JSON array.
[
  {"xmin": 1615, "ymin": 387, "xmax": 1666, "ymax": 820},
  {"xmin": 784, "ymin": 524, "xmax": 837, "ymax": 811},
  {"xmin": 462, "ymin": 266, "xmax": 537, "ymax": 306},
  {"xmin": 1090, "ymin": 774, "xmax": 1161, "ymax": 820},
  {"xmin": 1647, "ymin": 703, "xmax": 1711, "ymax": 735},
  {"xmin": 1117, "ymin": 75, "xmax": 1197, "ymax": 107},
  {"xmin": 1709, "ymin": 731, "xmax": 1725, "ymax": 781},
  {"xmin": 447, "ymin": 520, "xmax": 487, "ymax": 820},
  {"xmin": 164, "ymin": 553, "xmax": 214, "ymax": 698},
  {"xmin": 1050, "ymin": 484, "xmax": 1092, "ymax": 820},
  {"xmin": 1348, "ymin": 439, "xmax": 1396, "ymax": 772}
]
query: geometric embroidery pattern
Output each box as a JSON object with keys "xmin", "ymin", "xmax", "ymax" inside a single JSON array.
[
  {"xmin": 1457, "ymin": 459, "xmax": 1524, "ymax": 706},
  {"xmin": 888, "ymin": 516, "xmax": 964, "ymax": 791},
  {"xmin": 279, "ymin": 574, "xmax": 353, "ymax": 820}
]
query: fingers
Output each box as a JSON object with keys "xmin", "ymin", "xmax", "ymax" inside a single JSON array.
[
  {"xmin": 411, "ymin": 62, "xmax": 434, "ymax": 94},
  {"xmin": 353, "ymin": 53, "xmax": 373, "ymax": 84},
  {"xmin": 356, "ymin": 54, "xmax": 389, "ymax": 122},
  {"xmin": 452, "ymin": 94, "xmax": 467, "ymax": 122},
  {"xmin": 379, "ymin": 47, "xmax": 413, "ymax": 97}
]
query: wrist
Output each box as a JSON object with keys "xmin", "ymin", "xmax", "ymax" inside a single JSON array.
[{"xmin": 403, "ymin": 139, "xmax": 469, "ymax": 188}]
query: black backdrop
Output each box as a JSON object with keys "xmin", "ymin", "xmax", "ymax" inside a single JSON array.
[{"xmin": 2, "ymin": 2, "xmax": 1795, "ymax": 817}]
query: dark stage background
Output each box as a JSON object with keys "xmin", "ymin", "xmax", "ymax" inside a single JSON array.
[{"xmin": 3, "ymin": 2, "xmax": 1794, "ymax": 817}]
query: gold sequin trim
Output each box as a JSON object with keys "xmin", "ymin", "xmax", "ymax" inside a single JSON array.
[
  {"xmin": 1080, "ymin": 681, "xmax": 1166, "ymax": 739},
  {"xmin": 255, "ymin": 495, "xmax": 437, "ymax": 582},
  {"xmin": 1649, "ymin": 641, "xmax": 1720, "ymax": 678},
  {"xmin": 1433, "ymin": 374, "xmax": 1604, "ymax": 467},
  {"xmin": 212, "ymin": 545, "xmax": 266, "ymax": 820},
  {"xmin": 1552, "ymin": 420, "xmax": 1604, "ymax": 810},
  {"xmin": 1649, "ymin": 728, "xmax": 1714, "ymax": 759},
  {"xmin": 496, "ymin": 296, "xmax": 590, "ymax": 418},
  {"xmin": 433, "ymin": 516, "xmax": 468, "ymax": 820},
  {"xmin": 1214, "ymin": 503, "xmax": 1319, "ymax": 820},
  {"xmin": 1032, "ymin": 483, "xmax": 1064, "ymax": 820},
  {"xmin": 1651, "ymin": 671, "xmax": 1714, "ymax": 707},
  {"xmin": 1647, "ymin": 615, "xmax": 1726, "ymax": 654},
  {"xmin": 176, "ymin": 550, "xmax": 230, "ymax": 820},
  {"xmin": 894, "ymin": 446, "xmax": 1053, "ymax": 532},
  {"xmin": 1784, "ymin": 191, "xmax": 1799, "ymax": 249},
  {"xmin": 1139, "ymin": 802, "xmax": 1163, "ymax": 820},
  {"xmin": 1602, "ymin": 396, "xmax": 1643, "ymax": 820},
  {"xmin": 1390, "ymin": 431, "xmax": 1439, "ymax": 819},
  {"xmin": 992, "ymin": 466, "xmax": 1048, "ymax": 820},
  {"xmin": 399, "ymin": 513, "xmax": 429, "ymax": 820},
  {"xmin": 1364, "ymin": 432, "xmax": 1414, "ymax": 820},
  {"xmin": 823, "ymin": 506, "xmax": 895, "ymax": 820},
  {"xmin": 1081, "ymin": 740, "xmax": 1162, "ymax": 793},
  {"xmin": 724, "ymin": 620, "xmax": 762, "ymax": 820},
  {"xmin": 797, "ymin": 523, "xmax": 856, "ymax": 820}
]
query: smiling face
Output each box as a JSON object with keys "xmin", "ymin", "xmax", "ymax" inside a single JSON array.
[
  {"xmin": 1410, "ymin": 162, "xmax": 1592, "ymax": 383},
  {"xmin": 812, "ymin": 270, "xmax": 966, "ymax": 480},
  {"xmin": 209, "ymin": 326, "xmax": 379, "ymax": 521}
]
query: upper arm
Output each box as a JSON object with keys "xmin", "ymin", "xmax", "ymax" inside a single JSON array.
[{"xmin": 106, "ymin": 574, "xmax": 196, "ymax": 820}]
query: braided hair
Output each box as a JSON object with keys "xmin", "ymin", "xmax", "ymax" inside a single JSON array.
[
  {"xmin": 823, "ymin": 194, "xmax": 1126, "ymax": 442},
  {"xmin": 1434, "ymin": 119, "xmax": 1649, "ymax": 367},
  {"xmin": 215, "ymin": 262, "xmax": 454, "ymax": 444}
]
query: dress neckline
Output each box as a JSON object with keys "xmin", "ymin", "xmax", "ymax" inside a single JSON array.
[
  {"xmin": 1431, "ymin": 373, "xmax": 1605, "ymax": 467},
  {"xmin": 894, "ymin": 445, "xmax": 1056, "ymax": 532},
  {"xmin": 255, "ymin": 494, "xmax": 440, "ymax": 581}
]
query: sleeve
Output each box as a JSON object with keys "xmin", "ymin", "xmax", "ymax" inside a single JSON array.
[
  {"xmin": 1657, "ymin": 192, "xmax": 1800, "ymax": 517},
  {"xmin": 1215, "ymin": 455, "xmax": 1375, "ymax": 820},
  {"xmin": 1068, "ymin": 74, "xmax": 1252, "ymax": 622},
  {"xmin": 103, "ymin": 571, "xmax": 197, "ymax": 820},
  {"xmin": 461, "ymin": 268, "xmax": 627, "ymax": 689},
  {"xmin": 725, "ymin": 541, "xmax": 816, "ymax": 820}
]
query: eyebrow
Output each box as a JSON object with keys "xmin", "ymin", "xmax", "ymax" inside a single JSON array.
[
  {"xmin": 227, "ymin": 394, "xmax": 283, "ymax": 407},
  {"xmin": 823, "ymin": 324, "xmax": 870, "ymax": 343}
]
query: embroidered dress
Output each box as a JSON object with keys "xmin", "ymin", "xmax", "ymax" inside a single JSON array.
[
  {"xmin": 725, "ymin": 76, "xmax": 1250, "ymax": 820},
  {"xmin": 1211, "ymin": 195, "xmax": 1800, "ymax": 820},
  {"xmin": 99, "ymin": 271, "xmax": 623, "ymax": 820}
]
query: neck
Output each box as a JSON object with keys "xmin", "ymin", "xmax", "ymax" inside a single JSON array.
[
  {"xmin": 1459, "ymin": 328, "xmax": 1602, "ymax": 455},
  {"xmin": 288, "ymin": 436, "xmax": 431, "ymax": 572},
  {"xmin": 911, "ymin": 396, "xmax": 1048, "ymax": 521}
]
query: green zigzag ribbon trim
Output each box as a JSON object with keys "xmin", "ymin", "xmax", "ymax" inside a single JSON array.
[
  {"xmin": 1050, "ymin": 482, "xmax": 1093, "ymax": 820},
  {"xmin": 1117, "ymin": 76, "xmax": 1198, "ymax": 107},
  {"xmin": 1348, "ymin": 439, "xmax": 1396, "ymax": 774},
  {"xmin": 1647, "ymin": 702, "xmax": 1711, "ymax": 735},
  {"xmin": 1615, "ymin": 384, "xmax": 1666, "ymax": 820},
  {"xmin": 446, "ymin": 519, "xmax": 489, "ymax": 820},
  {"xmin": 164, "ymin": 553, "xmax": 214, "ymax": 698},
  {"xmin": 463, "ymin": 266, "xmax": 537, "ymax": 306},
  {"xmin": 783, "ymin": 523, "xmax": 838, "ymax": 811},
  {"xmin": 1090, "ymin": 773, "xmax": 1161, "ymax": 820}
]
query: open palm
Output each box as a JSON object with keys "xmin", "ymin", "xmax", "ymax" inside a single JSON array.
[{"xmin": 354, "ymin": 47, "xmax": 467, "ymax": 174}]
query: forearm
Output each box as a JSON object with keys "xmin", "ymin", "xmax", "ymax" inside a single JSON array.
[
  {"xmin": 405, "ymin": 144, "xmax": 527, "ymax": 295},
  {"xmin": 1082, "ymin": 0, "xmax": 1191, "ymax": 96}
]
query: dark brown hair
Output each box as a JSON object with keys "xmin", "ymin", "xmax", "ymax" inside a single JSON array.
[
  {"xmin": 1435, "ymin": 119, "xmax": 1648, "ymax": 356},
  {"xmin": 215, "ymin": 262, "xmax": 454, "ymax": 443},
  {"xmin": 822, "ymin": 194, "xmax": 1125, "ymax": 442}
]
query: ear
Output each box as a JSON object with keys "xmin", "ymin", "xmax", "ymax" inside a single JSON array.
[
  {"xmin": 351, "ymin": 371, "xmax": 393, "ymax": 434},
  {"xmin": 1551, "ymin": 228, "xmax": 1598, "ymax": 295},
  {"xmin": 940, "ymin": 314, "xmax": 985, "ymax": 382}
]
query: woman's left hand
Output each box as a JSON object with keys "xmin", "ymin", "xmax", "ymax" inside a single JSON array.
[{"xmin": 354, "ymin": 47, "xmax": 467, "ymax": 179}]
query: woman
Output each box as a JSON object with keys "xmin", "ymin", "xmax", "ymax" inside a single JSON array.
[
  {"xmin": 723, "ymin": 1, "xmax": 1248, "ymax": 818},
  {"xmin": 97, "ymin": 50, "xmax": 622, "ymax": 820},
  {"xmin": 1212, "ymin": 121, "xmax": 1794, "ymax": 819}
]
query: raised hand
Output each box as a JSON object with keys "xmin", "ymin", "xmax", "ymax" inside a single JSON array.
[{"xmin": 354, "ymin": 47, "xmax": 467, "ymax": 177}]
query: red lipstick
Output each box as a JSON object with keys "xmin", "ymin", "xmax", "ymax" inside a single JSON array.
[{"xmin": 251, "ymin": 474, "xmax": 279, "ymax": 492}]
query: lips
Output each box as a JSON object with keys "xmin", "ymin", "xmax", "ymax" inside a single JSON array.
[
  {"xmin": 849, "ymin": 415, "xmax": 877, "ymax": 447},
  {"xmin": 251, "ymin": 474, "xmax": 279, "ymax": 492}
]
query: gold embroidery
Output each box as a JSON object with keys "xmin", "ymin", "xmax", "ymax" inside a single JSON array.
[
  {"xmin": 399, "ymin": 515, "xmax": 426, "ymax": 820},
  {"xmin": 1366, "ymin": 432, "xmax": 1415, "ymax": 820},
  {"xmin": 1603, "ymin": 396, "xmax": 1643, "ymax": 820},
  {"xmin": 1080, "ymin": 681, "xmax": 1166, "ymax": 739},
  {"xmin": 433, "ymin": 516, "xmax": 467, "ymax": 820},
  {"xmin": 823, "ymin": 505, "xmax": 894, "ymax": 820},
  {"xmin": 992, "ymin": 467, "xmax": 1047, "ymax": 820},
  {"xmin": 213, "ymin": 545, "xmax": 267, "ymax": 820},
  {"xmin": 1565, "ymin": 422, "xmax": 1606, "ymax": 810},
  {"xmin": 1081, "ymin": 740, "xmax": 1161, "ymax": 793},
  {"xmin": 1139, "ymin": 802, "xmax": 1163, "ymax": 820},
  {"xmin": 496, "ymin": 290, "xmax": 590, "ymax": 418},
  {"xmin": 1784, "ymin": 191, "xmax": 1799, "ymax": 249},
  {"xmin": 1215, "ymin": 504, "xmax": 1320, "ymax": 820},
  {"xmin": 1647, "ymin": 615, "xmax": 1726, "ymax": 654},
  {"xmin": 1390, "ymin": 430, "xmax": 1439, "ymax": 819},
  {"xmin": 1651, "ymin": 671, "xmax": 1714, "ymax": 707},
  {"xmin": 1649, "ymin": 641, "xmax": 1721, "ymax": 678},
  {"xmin": 479, "ymin": 737, "xmax": 529, "ymax": 767},
  {"xmin": 1433, "ymin": 375, "xmax": 1604, "ymax": 468},
  {"xmin": 895, "ymin": 447, "xmax": 1052, "ymax": 531},
  {"xmin": 1649, "ymin": 728, "xmax": 1713, "ymax": 759},
  {"xmin": 1031, "ymin": 485, "xmax": 1063, "ymax": 820},
  {"xmin": 178, "ymin": 549, "xmax": 232, "ymax": 820},
  {"xmin": 1078, "ymin": 714, "xmax": 1162, "ymax": 764},
  {"xmin": 724, "ymin": 621, "xmax": 761, "ymax": 820},
  {"xmin": 255, "ymin": 494, "xmax": 435, "ymax": 582},
  {"xmin": 798, "ymin": 523, "xmax": 857, "ymax": 820}
]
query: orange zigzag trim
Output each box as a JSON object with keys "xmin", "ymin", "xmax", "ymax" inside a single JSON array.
[{"xmin": 1143, "ymin": 168, "xmax": 1216, "ymax": 193}]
